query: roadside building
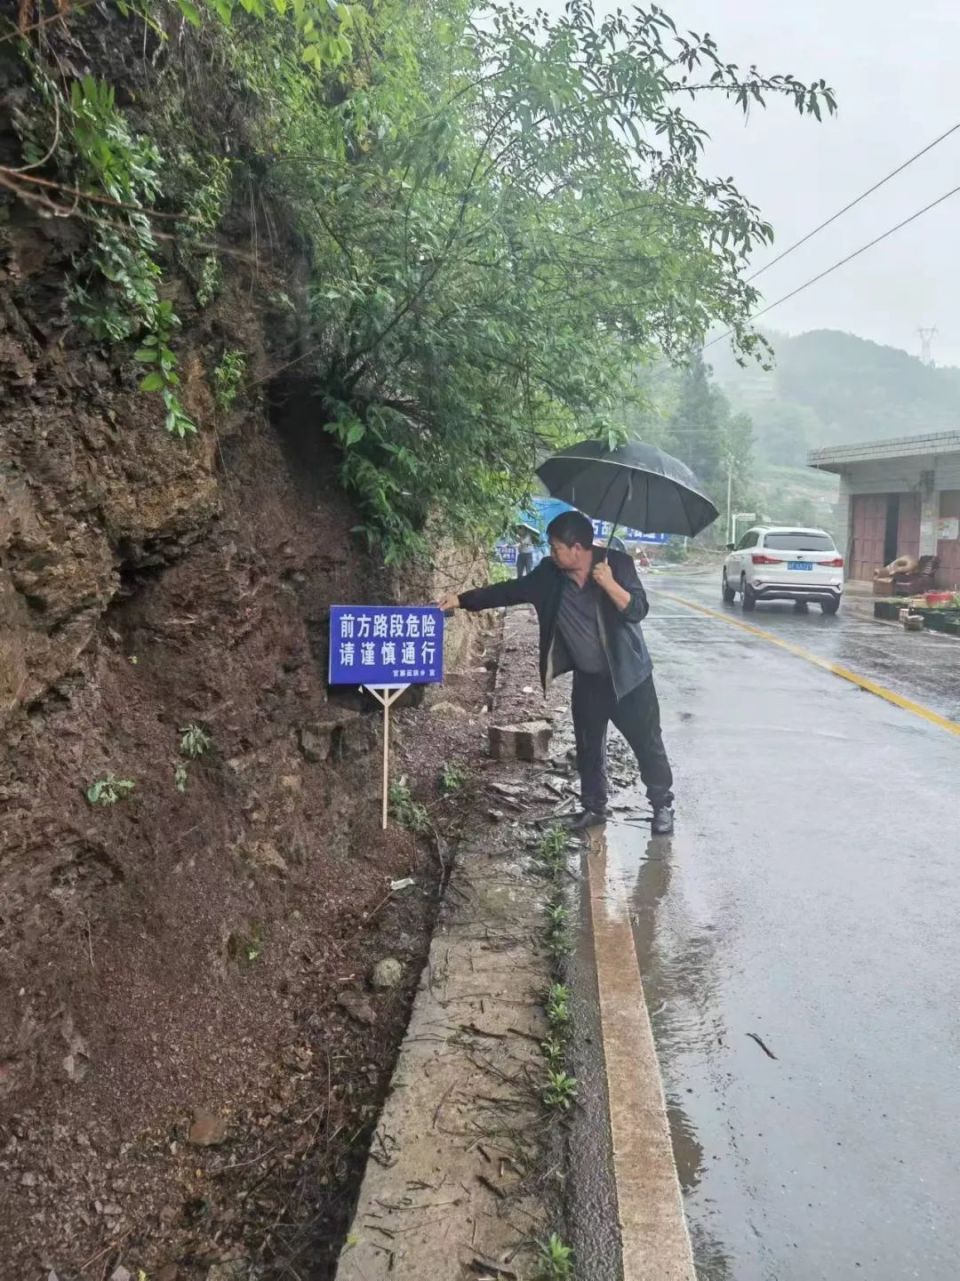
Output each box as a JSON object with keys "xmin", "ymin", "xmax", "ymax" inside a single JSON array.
[{"xmin": 809, "ymin": 431, "xmax": 960, "ymax": 588}]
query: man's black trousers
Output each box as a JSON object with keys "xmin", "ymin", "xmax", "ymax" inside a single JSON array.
[{"xmin": 570, "ymin": 672, "xmax": 674, "ymax": 813}]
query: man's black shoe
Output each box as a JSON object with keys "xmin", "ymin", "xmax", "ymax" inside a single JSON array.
[
  {"xmin": 567, "ymin": 809, "xmax": 608, "ymax": 833},
  {"xmin": 651, "ymin": 806, "xmax": 675, "ymax": 836}
]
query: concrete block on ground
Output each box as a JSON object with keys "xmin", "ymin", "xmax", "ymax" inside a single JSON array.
[{"xmin": 488, "ymin": 719, "xmax": 553, "ymax": 762}]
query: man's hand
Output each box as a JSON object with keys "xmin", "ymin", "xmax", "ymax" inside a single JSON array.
[
  {"xmin": 591, "ymin": 560, "xmax": 615, "ymax": 591},
  {"xmin": 438, "ymin": 593, "xmax": 461, "ymax": 612},
  {"xmin": 592, "ymin": 559, "xmax": 631, "ymax": 612}
]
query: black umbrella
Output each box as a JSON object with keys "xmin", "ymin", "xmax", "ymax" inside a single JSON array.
[{"xmin": 536, "ymin": 439, "xmax": 718, "ymax": 542}]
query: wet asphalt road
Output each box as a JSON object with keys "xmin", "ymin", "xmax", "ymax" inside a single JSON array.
[{"xmin": 604, "ymin": 570, "xmax": 960, "ymax": 1280}]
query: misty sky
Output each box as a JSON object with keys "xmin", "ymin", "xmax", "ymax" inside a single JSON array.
[{"xmin": 536, "ymin": 0, "xmax": 960, "ymax": 365}]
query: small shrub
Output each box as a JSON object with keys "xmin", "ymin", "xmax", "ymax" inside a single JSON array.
[
  {"xmin": 86, "ymin": 775, "xmax": 135, "ymax": 806},
  {"xmin": 536, "ymin": 1233, "xmax": 574, "ymax": 1280},
  {"xmin": 440, "ymin": 761, "xmax": 468, "ymax": 793},
  {"xmin": 213, "ymin": 349, "xmax": 247, "ymax": 412},
  {"xmin": 179, "ymin": 723, "xmax": 212, "ymax": 759},
  {"xmin": 488, "ymin": 557, "xmax": 513, "ymax": 584},
  {"xmin": 545, "ymin": 899, "xmax": 568, "ymax": 929},
  {"xmin": 541, "ymin": 1036, "xmax": 566, "ymax": 1069},
  {"xmin": 543, "ymin": 900, "xmax": 572, "ymax": 961},
  {"xmin": 541, "ymin": 1068, "xmax": 578, "ymax": 1112},
  {"xmin": 535, "ymin": 827, "xmax": 570, "ymax": 875},
  {"xmin": 389, "ymin": 776, "xmax": 430, "ymax": 834},
  {"xmin": 546, "ymin": 983, "xmax": 571, "ymax": 1032}
]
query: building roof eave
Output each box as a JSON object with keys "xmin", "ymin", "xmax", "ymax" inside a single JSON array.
[{"xmin": 808, "ymin": 430, "xmax": 960, "ymax": 473}]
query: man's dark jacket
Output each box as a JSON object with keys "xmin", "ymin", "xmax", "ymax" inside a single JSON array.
[{"xmin": 458, "ymin": 548, "xmax": 652, "ymax": 700}]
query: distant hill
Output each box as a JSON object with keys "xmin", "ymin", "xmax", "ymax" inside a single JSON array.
[{"xmin": 711, "ymin": 328, "xmax": 960, "ymax": 465}]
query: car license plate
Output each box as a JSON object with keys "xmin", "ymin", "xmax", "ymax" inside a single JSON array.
[{"xmin": 788, "ymin": 561, "xmax": 812, "ymax": 570}]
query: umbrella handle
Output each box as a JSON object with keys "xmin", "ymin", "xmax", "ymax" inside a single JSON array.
[{"xmin": 602, "ymin": 483, "xmax": 631, "ymax": 562}]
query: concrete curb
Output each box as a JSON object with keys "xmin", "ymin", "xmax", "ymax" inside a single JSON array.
[{"xmin": 586, "ymin": 837, "xmax": 697, "ymax": 1281}]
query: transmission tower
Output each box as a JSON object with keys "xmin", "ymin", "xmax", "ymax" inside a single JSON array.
[{"xmin": 917, "ymin": 326, "xmax": 938, "ymax": 365}]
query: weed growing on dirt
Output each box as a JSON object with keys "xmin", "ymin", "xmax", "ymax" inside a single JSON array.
[
  {"xmin": 174, "ymin": 724, "xmax": 212, "ymax": 791},
  {"xmin": 536, "ymin": 822, "xmax": 577, "ymax": 1125},
  {"xmin": 545, "ymin": 983, "xmax": 570, "ymax": 1034},
  {"xmin": 540, "ymin": 1036, "xmax": 566, "ymax": 1071},
  {"xmin": 213, "ymin": 349, "xmax": 247, "ymax": 411},
  {"xmin": 543, "ymin": 892, "xmax": 572, "ymax": 962},
  {"xmin": 541, "ymin": 1067, "xmax": 578, "ymax": 1112},
  {"xmin": 389, "ymin": 777, "xmax": 431, "ymax": 835},
  {"xmin": 536, "ymin": 1233, "xmax": 575, "ymax": 1280},
  {"xmin": 228, "ymin": 924, "xmax": 264, "ymax": 968},
  {"xmin": 179, "ymin": 723, "xmax": 212, "ymax": 758},
  {"xmin": 86, "ymin": 775, "xmax": 135, "ymax": 806},
  {"xmin": 538, "ymin": 829, "xmax": 573, "ymax": 962},
  {"xmin": 439, "ymin": 761, "xmax": 468, "ymax": 794},
  {"xmin": 544, "ymin": 900, "xmax": 569, "ymax": 929},
  {"xmin": 534, "ymin": 826, "xmax": 571, "ymax": 876}
]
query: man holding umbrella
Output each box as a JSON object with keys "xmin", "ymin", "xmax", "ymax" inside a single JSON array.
[
  {"xmin": 438, "ymin": 439, "xmax": 719, "ymax": 836},
  {"xmin": 438, "ymin": 508, "xmax": 675, "ymax": 836}
]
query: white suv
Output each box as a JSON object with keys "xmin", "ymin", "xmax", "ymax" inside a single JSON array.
[{"xmin": 722, "ymin": 526, "xmax": 844, "ymax": 614}]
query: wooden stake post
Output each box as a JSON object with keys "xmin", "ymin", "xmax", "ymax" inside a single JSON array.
[{"xmin": 364, "ymin": 685, "xmax": 410, "ymax": 829}]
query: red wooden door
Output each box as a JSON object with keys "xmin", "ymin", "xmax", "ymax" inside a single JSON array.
[
  {"xmin": 850, "ymin": 494, "xmax": 887, "ymax": 581},
  {"xmin": 896, "ymin": 492, "xmax": 921, "ymax": 560}
]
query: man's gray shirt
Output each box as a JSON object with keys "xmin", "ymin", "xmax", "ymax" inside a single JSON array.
[
  {"xmin": 458, "ymin": 548, "xmax": 653, "ymax": 700},
  {"xmin": 555, "ymin": 577, "xmax": 606, "ymax": 674}
]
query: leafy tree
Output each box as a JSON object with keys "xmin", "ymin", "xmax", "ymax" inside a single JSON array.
[
  {"xmin": 10, "ymin": 0, "xmax": 834, "ymax": 560},
  {"xmin": 281, "ymin": 1, "xmax": 834, "ymax": 558}
]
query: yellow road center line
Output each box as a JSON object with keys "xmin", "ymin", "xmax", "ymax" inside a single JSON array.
[{"xmin": 659, "ymin": 592, "xmax": 960, "ymax": 739}]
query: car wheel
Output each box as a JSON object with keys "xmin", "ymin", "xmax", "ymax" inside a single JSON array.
[
  {"xmin": 821, "ymin": 597, "xmax": 840, "ymax": 615},
  {"xmin": 741, "ymin": 577, "xmax": 757, "ymax": 612},
  {"xmin": 722, "ymin": 570, "xmax": 736, "ymax": 604}
]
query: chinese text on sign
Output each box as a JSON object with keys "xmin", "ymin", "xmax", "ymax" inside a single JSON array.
[{"xmin": 328, "ymin": 606, "xmax": 445, "ymax": 687}]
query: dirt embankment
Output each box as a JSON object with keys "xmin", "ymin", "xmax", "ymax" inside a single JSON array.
[
  {"xmin": 0, "ymin": 56, "xmax": 496, "ymax": 1281},
  {"xmin": 1, "ymin": 345, "xmax": 497, "ymax": 1279}
]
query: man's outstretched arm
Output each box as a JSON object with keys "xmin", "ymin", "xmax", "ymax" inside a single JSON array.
[{"xmin": 438, "ymin": 565, "xmax": 542, "ymax": 613}]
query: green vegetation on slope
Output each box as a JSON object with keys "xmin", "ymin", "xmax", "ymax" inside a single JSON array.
[{"xmin": 5, "ymin": 0, "xmax": 834, "ymax": 561}]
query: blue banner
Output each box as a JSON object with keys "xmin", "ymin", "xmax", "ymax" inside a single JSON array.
[
  {"xmin": 495, "ymin": 542, "xmax": 518, "ymax": 565},
  {"xmin": 526, "ymin": 497, "xmax": 667, "ymax": 544},
  {"xmin": 588, "ymin": 518, "xmax": 667, "ymax": 545},
  {"xmin": 329, "ymin": 606, "xmax": 444, "ymax": 687}
]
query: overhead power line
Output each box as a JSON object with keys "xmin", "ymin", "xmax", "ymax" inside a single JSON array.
[
  {"xmin": 746, "ymin": 119, "xmax": 960, "ymax": 283},
  {"xmin": 706, "ymin": 181, "xmax": 960, "ymax": 350}
]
